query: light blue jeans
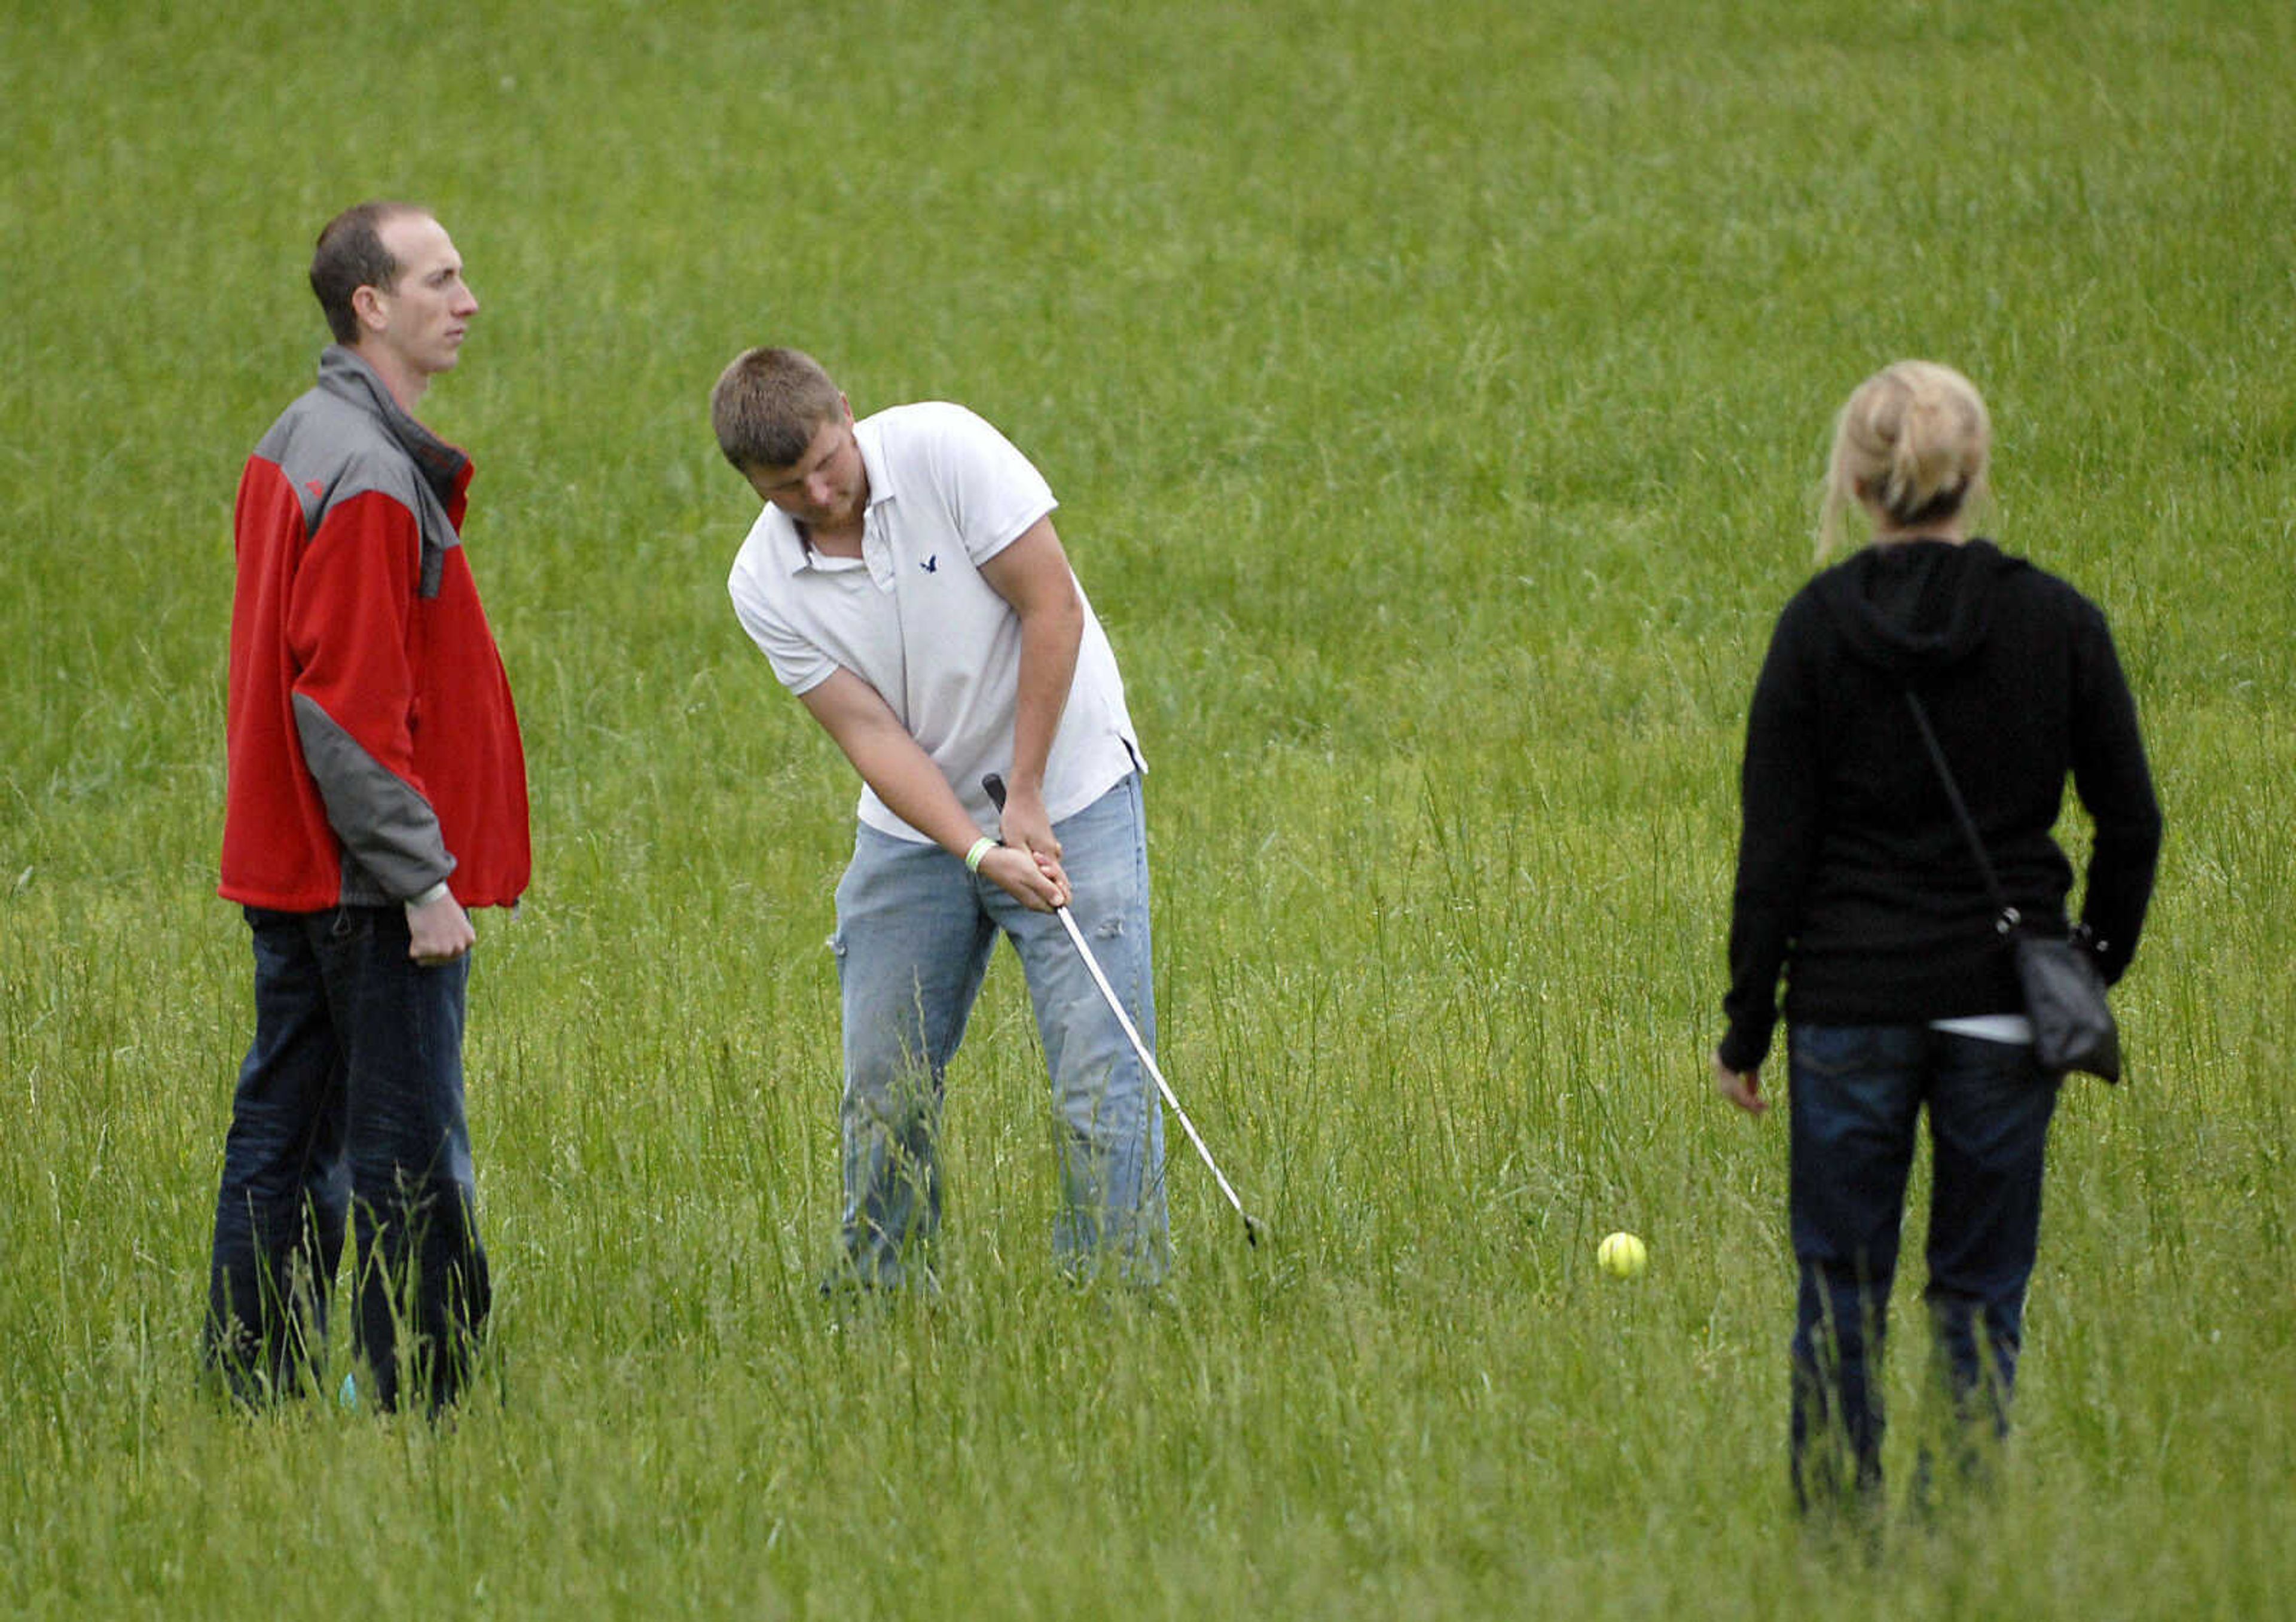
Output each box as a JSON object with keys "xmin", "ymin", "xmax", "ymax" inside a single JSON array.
[{"xmin": 831, "ymin": 772, "xmax": 1168, "ymax": 1285}]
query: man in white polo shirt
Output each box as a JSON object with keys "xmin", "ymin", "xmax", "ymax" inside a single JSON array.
[{"xmin": 713, "ymin": 346, "xmax": 1167, "ymax": 1287}]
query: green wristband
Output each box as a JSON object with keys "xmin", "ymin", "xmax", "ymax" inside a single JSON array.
[{"xmin": 964, "ymin": 836, "xmax": 996, "ymax": 873}]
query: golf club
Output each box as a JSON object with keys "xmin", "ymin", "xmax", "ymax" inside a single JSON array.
[{"xmin": 983, "ymin": 773, "xmax": 1259, "ymax": 1245}]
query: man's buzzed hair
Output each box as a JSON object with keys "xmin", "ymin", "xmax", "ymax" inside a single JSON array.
[{"xmin": 711, "ymin": 347, "xmax": 845, "ymax": 470}]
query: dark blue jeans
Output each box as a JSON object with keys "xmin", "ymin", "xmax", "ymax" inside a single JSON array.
[
  {"xmin": 1787, "ymin": 1023, "xmax": 2059, "ymax": 1511},
  {"xmin": 206, "ymin": 905, "xmax": 490, "ymax": 1413}
]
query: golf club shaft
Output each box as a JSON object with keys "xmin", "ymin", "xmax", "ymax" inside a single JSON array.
[
  {"xmin": 981, "ymin": 773, "xmax": 1257, "ymax": 1239},
  {"xmin": 1048, "ymin": 898, "xmax": 1253, "ymax": 1227}
]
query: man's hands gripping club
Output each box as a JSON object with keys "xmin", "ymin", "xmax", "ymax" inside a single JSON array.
[{"xmin": 977, "ymin": 776, "xmax": 1068, "ymax": 911}]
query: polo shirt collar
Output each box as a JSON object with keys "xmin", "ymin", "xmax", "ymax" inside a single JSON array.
[{"xmin": 855, "ymin": 414, "xmax": 895, "ymax": 517}]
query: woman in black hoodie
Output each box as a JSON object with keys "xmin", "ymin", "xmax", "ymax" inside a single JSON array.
[{"xmin": 1714, "ymin": 361, "xmax": 2161, "ymax": 1514}]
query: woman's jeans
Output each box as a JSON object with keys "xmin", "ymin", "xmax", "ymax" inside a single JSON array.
[
  {"xmin": 207, "ymin": 905, "xmax": 490, "ymax": 1413},
  {"xmin": 831, "ymin": 773, "xmax": 1169, "ymax": 1285},
  {"xmin": 1787, "ymin": 1022, "xmax": 2060, "ymax": 1510}
]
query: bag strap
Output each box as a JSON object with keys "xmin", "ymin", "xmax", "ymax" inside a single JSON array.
[{"xmin": 1903, "ymin": 691, "xmax": 2019, "ymax": 935}]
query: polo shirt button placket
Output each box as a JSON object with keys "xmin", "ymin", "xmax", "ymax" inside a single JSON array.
[{"xmin": 864, "ymin": 517, "xmax": 895, "ymax": 593}]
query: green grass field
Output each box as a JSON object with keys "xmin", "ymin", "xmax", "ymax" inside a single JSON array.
[{"xmin": 4, "ymin": 0, "xmax": 2293, "ymax": 1614}]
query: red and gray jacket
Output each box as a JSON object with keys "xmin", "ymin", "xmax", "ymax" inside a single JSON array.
[{"xmin": 221, "ymin": 346, "xmax": 530, "ymax": 912}]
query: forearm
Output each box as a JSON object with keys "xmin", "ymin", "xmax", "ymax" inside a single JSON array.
[
  {"xmin": 1718, "ymin": 899, "xmax": 1791, "ymax": 1073},
  {"xmin": 2083, "ymin": 816, "xmax": 2163, "ymax": 981},
  {"xmin": 797, "ymin": 668, "xmax": 1062, "ymax": 911},
  {"xmin": 838, "ymin": 715, "xmax": 991, "ymax": 856},
  {"xmin": 1721, "ymin": 827, "xmax": 1818, "ymax": 1072},
  {"xmin": 1004, "ymin": 588, "xmax": 1082, "ymax": 795},
  {"xmin": 292, "ymin": 694, "xmax": 453, "ymax": 900},
  {"xmin": 2070, "ymin": 617, "xmax": 2164, "ymax": 980},
  {"xmin": 2080, "ymin": 753, "xmax": 2162, "ymax": 964}
]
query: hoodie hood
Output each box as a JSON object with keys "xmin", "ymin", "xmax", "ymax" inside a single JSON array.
[{"xmin": 1813, "ymin": 537, "xmax": 2030, "ymax": 679}]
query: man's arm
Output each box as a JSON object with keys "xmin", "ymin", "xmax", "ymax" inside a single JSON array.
[
  {"xmin": 976, "ymin": 516, "xmax": 1085, "ymax": 870},
  {"xmin": 286, "ymin": 486, "xmax": 475, "ymax": 964},
  {"xmin": 798, "ymin": 667, "xmax": 1066, "ymax": 911}
]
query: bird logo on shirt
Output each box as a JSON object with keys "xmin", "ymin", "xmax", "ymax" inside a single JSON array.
[{"xmin": 921, "ymin": 555, "xmax": 939, "ymax": 574}]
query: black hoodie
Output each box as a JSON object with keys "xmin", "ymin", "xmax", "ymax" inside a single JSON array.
[{"xmin": 1718, "ymin": 538, "xmax": 2162, "ymax": 1075}]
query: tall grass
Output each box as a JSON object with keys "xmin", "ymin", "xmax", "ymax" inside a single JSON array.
[{"xmin": 4, "ymin": 0, "xmax": 2292, "ymax": 1615}]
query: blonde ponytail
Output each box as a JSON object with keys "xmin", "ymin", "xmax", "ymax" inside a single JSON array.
[{"xmin": 1817, "ymin": 361, "xmax": 1991, "ymax": 559}]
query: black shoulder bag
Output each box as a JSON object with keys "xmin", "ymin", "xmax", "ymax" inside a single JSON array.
[{"xmin": 1904, "ymin": 693, "xmax": 2122, "ymax": 1082}]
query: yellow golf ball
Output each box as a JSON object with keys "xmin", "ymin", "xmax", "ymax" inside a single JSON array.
[{"xmin": 1598, "ymin": 1231, "xmax": 1648, "ymax": 1279}]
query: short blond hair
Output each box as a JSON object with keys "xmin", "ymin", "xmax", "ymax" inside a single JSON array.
[
  {"xmin": 1818, "ymin": 361, "xmax": 1991, "ymax": 559},
  {"xmin": 710, "ymin": 347, "xmax": 845, "ymax": 471}
]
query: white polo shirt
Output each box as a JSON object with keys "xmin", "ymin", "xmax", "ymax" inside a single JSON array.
[{"xmin": 728, "ymin": 401, "xmax": 1143, "ymax": 844}]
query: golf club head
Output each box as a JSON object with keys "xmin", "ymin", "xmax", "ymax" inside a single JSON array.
[{"xmin": 982, "ymin": 773, "xmax": 1007, "ymax": 811}]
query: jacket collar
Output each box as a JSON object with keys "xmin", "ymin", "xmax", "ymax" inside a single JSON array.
[{"xmin": 315, "ymin": 345, "xmax": 472, "ymax": 506}]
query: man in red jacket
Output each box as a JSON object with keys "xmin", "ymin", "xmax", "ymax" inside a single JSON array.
[{"xmin": 209, "ymin": 202, "xmax": 530, "ymax": 1413}]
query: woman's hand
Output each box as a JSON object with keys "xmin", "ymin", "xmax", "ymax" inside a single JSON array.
[{"xmin": 1714, "ymin": 1054, "xmax": 1769, "ymax": 1116}]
